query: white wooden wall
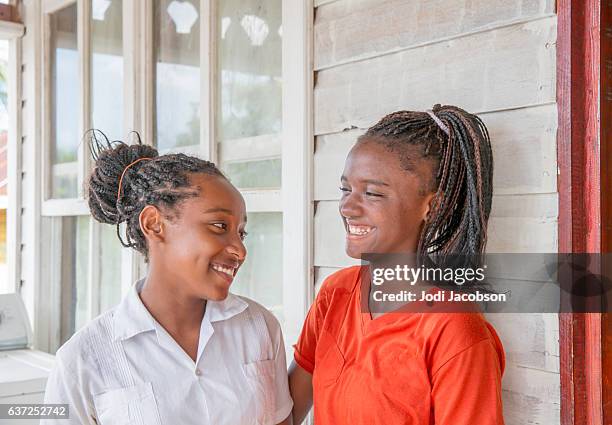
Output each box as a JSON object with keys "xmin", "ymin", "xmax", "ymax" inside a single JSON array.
[{"xmin": 311, "ymin": 0, "xmax": 560, "ymax": 423}]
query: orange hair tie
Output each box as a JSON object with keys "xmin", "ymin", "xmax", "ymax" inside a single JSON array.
[{"xmin": 117, "ymin": 157, "xmax": 152, "ymax": 201}]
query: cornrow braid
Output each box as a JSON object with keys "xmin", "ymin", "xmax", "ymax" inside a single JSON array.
[
  {"xmin": 85, "ymin": 130, "xmax": 226, "ymax": 260},
  {"xmin": 360, "ymin": 104, "xmax": 494, "ymax": 257}
]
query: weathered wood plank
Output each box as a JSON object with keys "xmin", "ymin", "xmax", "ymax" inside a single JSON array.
[
  {"xmin": 487, "ymin": 313, "xmax": 559, "ymax": 374},
  {"xmin": 502, "ymin": 389, "xmax": 560, "ymax": 425},
  {"xmin": 487, "ymin": 216, "xmax": 557, "ymax": 253},
  {"xmin": 314, "ymin": 17, "xmax": 557, "ymax": 135},
  {"xmin": 315, "ymin": 0, "xmax": 555, "ymax": 70},
  {"xmin": 315, "ymin": 0, "xmax": 341, "ymax": 7},
  {"xmin": 502, "ymin": 363, "xmax": 560, "ymax": 404},
  {"xmin": 314, "ymin": 104, "xmax": 557, "ymax": 199},
  {"xmin": 314, "ymin": 199, "xmax": 557, "ymax": 267},
  {"xmin": 490, "ymin": 193, "xmax": 557, "ymax": 219}
]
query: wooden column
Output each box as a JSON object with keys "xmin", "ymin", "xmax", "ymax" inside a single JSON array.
[
  {"xmin": 601, "ymin": 0, "xmax": 612, "ymax": 422},
  {"xmin": 557, "ymin": 0, "xmax": 606, "ymax": 424}
]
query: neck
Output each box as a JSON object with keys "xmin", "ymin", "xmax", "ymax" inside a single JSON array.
[{"xmin": 139, "ymin": 260, "xmax": 206, "ymax": 335}]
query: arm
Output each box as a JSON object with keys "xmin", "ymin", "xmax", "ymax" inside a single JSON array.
[
  {"xmin": 288, "ymin": 360, "xmax": 313, "ymax": 425},
  {"xmin": 276, "ymin": 414, "xmax": 293, "ymax": 425},
  {"xmin": 431, "ymin": 339, "xmax": 504, "ymax": 424},
  {"xmin": 41, "ymin": 356, "xmax": 97, "ymax": 425},
  {"xmin": 289, "ymin": 271, "xmax": 336, "ymax": 424}
]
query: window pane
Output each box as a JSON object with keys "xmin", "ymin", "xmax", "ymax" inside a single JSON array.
[
  {"xmin": 99, "ymin": 224, "xmax": 123, "ymax": 312},
  {"xmin": 91, "ymin": 0, "xmax": 123, "ymax": 142},
  {"xmin": 50, "ymin": 4, "xmax": 79, "ymax": 199},
  {"xmin": 59, "ymin": 216, "xmax": 90, "ymax": 345},
  {"xmin": 154, "ymin": 0, "xmax": 200, "ymax": 151},
  {"xmin": 216, "ymin": 0, "xmax": 282, "ymax": 189},
  {"xmin": 231, "ymin": 212, "xmax": 283, "ymax": 326},
  {"xmin": 224, "ymin": 158, "xmax": 281, "ymax": 189}
]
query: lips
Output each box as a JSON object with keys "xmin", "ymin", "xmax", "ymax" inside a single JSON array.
[
  {"xmin": 344, "ymin": 220, "xmax": 376, "ymax": 239},
  {"xmin": 210, "ymin": 262, "xmax": 239, "ymax": 283}
]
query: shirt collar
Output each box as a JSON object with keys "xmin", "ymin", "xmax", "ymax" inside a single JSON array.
[
  {"xmin": 112, "ymin": 279, "xmax": 156, "ymax": 341},
  {"xmin": 206, "ymin": 293, "xmax": 249, "ymax": 323},
  {"xmin": 112, "ymin": 279, "xmax": 249, "ymax": 341}
]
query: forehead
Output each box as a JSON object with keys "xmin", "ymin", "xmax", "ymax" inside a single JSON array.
[
  {"xmin": 184, "ymin": 173, "xmax": 246, "ymax": 215},
  {"xmin": 343, "ymin": 141, "xmax": 406, "ymax": 181},
  {"xmin": 344, "ymin": 139, "xmax": 436, "ymax": 189}
]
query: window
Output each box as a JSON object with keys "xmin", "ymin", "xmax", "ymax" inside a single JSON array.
[
  {"xmin": 213, "ymin": 0, "xmax": 285, "ymax": 329},
  {"xmin": 39, "ymin": 0, "xmax": 311, "ymax": 352},
  {"xmin": 0, "ymin": 14, "xmax": 23, "ymax": 295},
  {"xmin": 48, "ymin": 3, "xmax": 79, "ymax": 200},
  {"xmin": 54, "ymin": 216, "xmax": 90, "ymax": 344},
  {"xmin": 42, "ymin": 0, "xmax": 130, "ymax": 351},
  {"xmin": 216, "ymin": 0, "xmax": 282, "ymax": 189},
  {"xmin": 233, "ymin": 212, "xmax": 283, "ymax": 321},
  {"xmin": 91, "ymin": 0, "xmax": 123, "ymax": 141},
  {"xmin": 153, "ymin": 0, "xmax": 200, "ymax": 153}
]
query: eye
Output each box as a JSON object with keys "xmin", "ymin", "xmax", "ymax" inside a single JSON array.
[
  {"xmin": 211, "ymin": 223, "xmax": 227, "ymax": 231},
  {"xmin": 365, "ymin": 191, "xmax": 383, "ymax": 197},
  {"xmin": 239, "ymin": 230, "xmax": 248, "ymax": 241},
  {"xmin": 339, "ymin": 186, "xmax": 351, "ymax": 193}
]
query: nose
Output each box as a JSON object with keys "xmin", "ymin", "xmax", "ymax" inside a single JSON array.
[
  {"xmin": 226, "ymin": 234, "xmax": 247, "ymax": 262},
  {"xmin": 339, "ymin": 191, "xmax": 362, "ymax": 219}
]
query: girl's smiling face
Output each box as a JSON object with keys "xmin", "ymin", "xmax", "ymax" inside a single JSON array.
[
  {"xmin": 143, "ymin": 173, "xmax": 248, "ymax": 301},
  {"xmin": 339, "ymin": 139, "xmax": 437, "ymax": 259}
]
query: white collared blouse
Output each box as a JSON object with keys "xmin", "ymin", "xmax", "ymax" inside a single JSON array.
[{"xmin": 42, "ymin": 280, "xmax": 293, "ymax": 425}]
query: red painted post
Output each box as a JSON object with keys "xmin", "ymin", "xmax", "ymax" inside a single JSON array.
[{"xmin": 557, "ymin": 0, "xmax": 603, "ymax": 424}]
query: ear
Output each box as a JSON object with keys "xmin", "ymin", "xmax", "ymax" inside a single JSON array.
[
  {"xmin": 422, "ymin": 191, "xmax": 440, "ymax": 222},
  {"xmin": 139, "ymin": 205, "xmax": 165, "ymax": 243}
]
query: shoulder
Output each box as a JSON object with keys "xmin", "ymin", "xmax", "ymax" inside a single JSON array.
[
  {"xmin": 419, "ymin": 312, "xmax": 504, "ymax": 373},
  {"xmin": 54, "ymin": 309, "xmax": 118, "ymax": 373},
  {"xmin": 50, "ymin": 308, "xmax": 120, "ymax": 395},
  {"xmin": 234, "ymin": 295, "xmax": 283, "ymax": 337},
  {"xmin": 421, "ymin": 312, "xmax": 494, "ymax": 345},
  {"xmin": 318, "ymin": 265, "xmax": 363, "ymax": 296},
  {"xmin": 300, "ymin": 266, "xmax": 363, "ymax": 327}
]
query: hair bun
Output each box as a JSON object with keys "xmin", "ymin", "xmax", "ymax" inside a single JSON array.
[{"xmin": 86, "ymin": 130, "xmax": 158, "ymax": 225}]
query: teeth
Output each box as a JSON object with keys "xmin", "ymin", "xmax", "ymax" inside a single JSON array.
[
  {"xmin": 212, "ymin": 264, "xmax": 235, "ymax": 277},
  {"xmin": 348, "ymin": 225, "xmax": 373, "ymax": 236}
]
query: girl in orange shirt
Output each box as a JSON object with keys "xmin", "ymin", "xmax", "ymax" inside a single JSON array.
[{"xmin": 289, "ymin": 105, "xmax": 505, "ymax": 424}]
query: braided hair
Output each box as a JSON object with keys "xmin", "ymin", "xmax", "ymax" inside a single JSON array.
[
  {"xmin": 360, "ymin": 104, "xmax": 493, "ymax": 256},
  {"xmin": 86, "ymin": 130, "xmax": 225, "ymax": 260}
]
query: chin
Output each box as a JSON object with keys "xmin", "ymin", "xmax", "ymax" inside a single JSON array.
[
  {"xmin": 208, "ymin": 286, "xmax": 231, "ymax": 301},
  {"xmin": 345, "ymin": 244, "xmax": 366, "ymax": 260}
]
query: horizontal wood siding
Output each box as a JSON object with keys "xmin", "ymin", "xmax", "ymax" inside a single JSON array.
[
  {"xmin": 314, "ymin": 17, "xmax": 557, "ymax": 135},
  {"xmin": 315, "ymin": 0, "xmax": 555, "ymax": 70},
  {"xmin": 314, "ymin": 104, "xmax": 558, "ymax": 200}
]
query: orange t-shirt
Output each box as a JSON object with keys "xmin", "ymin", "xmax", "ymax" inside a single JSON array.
[{"xmin": 294, "ymin": 266, "xmax": 505, "ymax": 425}]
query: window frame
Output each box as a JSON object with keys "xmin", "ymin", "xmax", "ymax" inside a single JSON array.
[
  {"xmin": 142, "ymin": 0, "xmax": 313, "ymax": 340},
  {"xmin": 40, "ymin": 0, "xmax": 136, "ymax": 351},
  {"xmin": 37, "ymin": 0, "xmax": 313, "ymax": 351},
  {"xmin": 280, "ymin": 0, "xmax": 314, "ymax": 346},
  {"xmin": 2, "ymin": 4, "xmax": 25, "ymax": 295}
]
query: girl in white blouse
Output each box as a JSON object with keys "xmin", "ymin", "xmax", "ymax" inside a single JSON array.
[{"xmin": 42, "ymin": 132, "xmax": 293, "ymax": 425}]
